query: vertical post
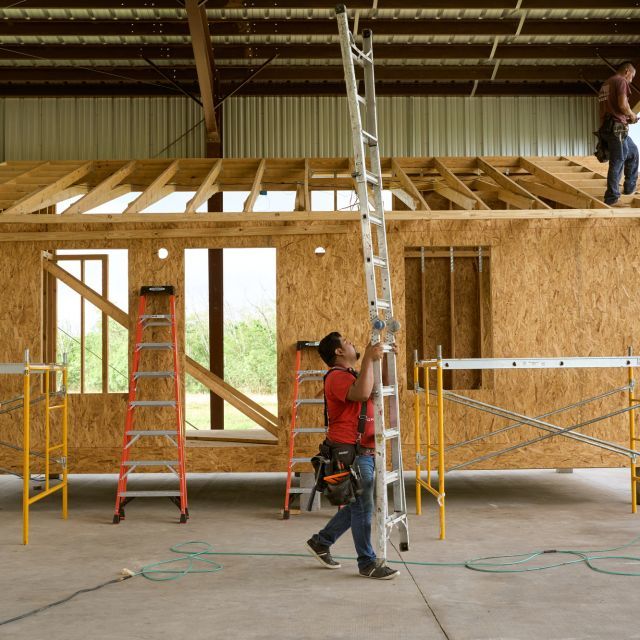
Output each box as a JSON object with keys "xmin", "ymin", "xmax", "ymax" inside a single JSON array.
[
  {"xmin": 80, "ymin": 259, "xmax": 85, "ymax": 394},
  {"xmin": 436, "ymin": 344, "xmax": 446, "ymax": 540},
  {"xmin": 629, "ymin": 346, "xmax": 637, "ymax": 513},
  {"xmin": 449, "ymin": 247, "xmax": 455, "ymax": 390},
  {"xmin": 102, "ymin": 256, "xmax": 109, "ymax": 394},
  {"xmin": 477, "ymin": 246, "xmax": 484, "ymax": 388},
  {"xmin": 45, "ymin": 366, "xmax": 50, "ymax": 492},
  {"xmin": 420, "ymin": 247, "xmax": 427, "ymax": 361},
  {"xmin": 23, "ymin": 350, "xmax": 30, "ymax": 545},
  {"xmin": 414, "ymin": 354, "xmax": 421, "ymax": 516},
  {"xmin": 425, "ymin": 364, "xmax": 432, "ymax": 489},
  {"xmin": 62, "ymin": 354, "xmax": 68, "ymax": 520}
]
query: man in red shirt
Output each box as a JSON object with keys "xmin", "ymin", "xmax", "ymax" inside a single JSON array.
[
  {"xmin": 598, "ymin": 61, "xmax": 638, "ymax": 206},
  {"xmin": 306, "ymin": 331, "xmax": 400, "ymax": 580}
]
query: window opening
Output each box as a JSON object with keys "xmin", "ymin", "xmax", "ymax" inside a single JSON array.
[{"xmin": 51, "ymin": 249, "xmax": 128, "ymax": 394}]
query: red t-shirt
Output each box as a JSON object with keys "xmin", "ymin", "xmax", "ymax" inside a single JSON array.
[
  {"xmin": 599, "ymin": 74, "xmax": 631, "ymax": 124},
  {"xmin": 325, "ymin": 368, "xmax": 374, "ymax": 448}
]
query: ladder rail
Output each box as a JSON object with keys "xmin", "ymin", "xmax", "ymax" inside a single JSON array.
[{"xmin": 283, "ymin": 346, "xmax": 303, "ymax": 517}]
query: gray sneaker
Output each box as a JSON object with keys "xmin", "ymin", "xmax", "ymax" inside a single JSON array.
[
  {"xmin": 306, "ymin": 537, "xmax": 341, "ymax": 569},
  {"xmin": 359, "ymin": 563, "xmax": 400, "ymax": 580}
]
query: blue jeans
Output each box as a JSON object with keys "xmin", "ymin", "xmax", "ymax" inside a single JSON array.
[
  {"xmin": 315, "ymin": 455, "xmax": 376, "ymax": 570},
  {"xmin": 603, "ymin": 131, "xmax": 639, "ymax": 205}
]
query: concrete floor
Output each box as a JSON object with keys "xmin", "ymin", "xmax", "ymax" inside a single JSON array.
[{"xmin": 2, "ymin": 468, "xmax": 640, "ymax": 640}]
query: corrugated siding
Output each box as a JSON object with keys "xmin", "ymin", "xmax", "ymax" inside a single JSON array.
[
  {"xmin": 0, "ymin": 94, "xmax": 598, "ymax": 160},
  {"xmin": 0, "ymin": 97, "xmax": 205, "ymax": 161},
  {"xmin": 224, "ymin": 96, "xmax": 598, "ymax": 158}
]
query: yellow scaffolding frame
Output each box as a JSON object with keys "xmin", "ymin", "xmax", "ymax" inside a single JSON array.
[
  {"xmin": 414, "ymin": 350, "xmax": 640, "ymax": 541},
  {"xmin": 2, "ymin": 350, "xmax": 69, "ymax": 544},
  {"xmin": 414, "ymin": 348, "xmax": 446, "ymax": 540}
]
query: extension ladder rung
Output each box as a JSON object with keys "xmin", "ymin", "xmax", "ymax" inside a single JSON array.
[
  {"xmin": 362, "ymin": 130, "xmax": 378, "ymax": 144},
  {"xmin": 356, "ymin": 94, "xmax": 366, "ymax": 105},
  {"xmin": 296, "ymin": 398, "xmax": 324, "ymax": 406},
  {"xmin": 288, "ymin": 487, "xmax": 314, "ymax": 494},
  {"xmin": 293, "ymin": 428, "xmax": 326, "ymax": 434},
  {"xmin": 385, "ymin": 470, "xmax": 400, "ymax": 485},
  {"xmin": 351, "ymin": 47, "xmax": 372, "ymax": 64},
  {"xmin": 291, "ymin": 457, "xmax": 313, "ymax": 465},
  {"xmin": 381, "ymin": 385, "xmax": 396, "ymax": 397},
  {"xmin": 120, "ymin": 490, "xmax": 181, "ymax": 497},
  {"xmin": 386, "ymin": 512, "xmax": 409, "ymax": 528},
  {"xmin": 134, "ymin": 371, "xmax": 175, "ymax": 379},
  {"xmin": 143, "ymin": 321, "xmax": 172, "ymax": 327},
  {"xmin": 376, "ymin": 298, "xmax": 391, "ymax": 310},
  {"xmin": 130, "ymin": 400, "xmax": 176, "ymax": 407},
  {"xmin": 364, "ymin": 170, "xmax": 380, "ymax": 185},
  {"xmin": 136, "ymin": 342, "xmax": 173, "ymax": 350},
  {"xmin": 140, "ymin": 314, "xmax": 172, "ymax": 320},
  {"xmin": 368, "ymin": 213, "xmax": 383, "ymax": 226},
  {"xmin": 383, "ymin": 428, "xmax": 400, "ymax": 439},
  {"xmin": 126, "ymin": 430, "xmax": 178, "ymax": 437},
  {"xmin": 372, "ymin": 255, "xmax": 387, "ymax": 268},
  {"xmin": 123, "ymin": 460, "xmax": 178, "ymax": 466}
]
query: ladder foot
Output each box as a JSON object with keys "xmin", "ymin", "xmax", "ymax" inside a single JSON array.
[
  {"xmin": 112, "ymin": 514, "xmax": 121, "ymax": 524},
  {"xmin": 282, "ymin": 509, "xmax": 290, "ymax": 520},
  {"xmin": 179, "ymin": 513, "xmax": 188, "ymax": 523},
  {"xmin": 399, "ymin": 542, "xmax": 409, "ymax": 552}
]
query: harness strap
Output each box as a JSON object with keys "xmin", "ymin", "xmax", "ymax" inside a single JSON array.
[{"xmin": 323, "ymin": 367, "xmax": 368, "ymax": 443}]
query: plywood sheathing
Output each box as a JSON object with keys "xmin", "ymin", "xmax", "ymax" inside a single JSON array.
[{"xmin": 2, "ymin": 216, "xmax": 640, "ymax": 473}]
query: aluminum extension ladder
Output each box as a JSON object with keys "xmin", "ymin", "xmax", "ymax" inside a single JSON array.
[
  {"xmin": 335, "ymin": 5, "xmax": 409, "ymax": 560},
  {"xmin": 282, "ymin": 340, "xmax": 326, "ymax": 519},
  {"xmin": 113, "ymin": 285, "xmax": 188, "ymax": 524}
]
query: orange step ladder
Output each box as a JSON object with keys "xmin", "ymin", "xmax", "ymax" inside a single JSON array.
[
  {"xmin": 113, "ymin": 285, "xmax": 188, "ymax": 524},
  {"xmin": 282, "ymin": 340, "xmax": 326, "ymax": 519}
]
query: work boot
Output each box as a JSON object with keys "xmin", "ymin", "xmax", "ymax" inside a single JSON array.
[
  {"xmin": 306, "ymin": 537, "xmax": 341, "ymax": 569},
  {"xmin": 359, "ymin": 563, "xmax": 400, "ymax": 580}
]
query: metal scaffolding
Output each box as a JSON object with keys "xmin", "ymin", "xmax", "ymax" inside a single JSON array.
[
  {"xmin": 0, "ymin": 350, "xmax": 68, "ymax": 544},
  {"xmin": 414, "ymin": 349, "xmax": 640, "ymax": 540}
]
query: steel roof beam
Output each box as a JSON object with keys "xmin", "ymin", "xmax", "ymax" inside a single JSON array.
[
  {"xmin": 0, "ymin": 43, "xmax": 635, "ymax": 60},
  {"xmin": 1, "ymin": 19, "xmax": 639, "ymax": 37}
]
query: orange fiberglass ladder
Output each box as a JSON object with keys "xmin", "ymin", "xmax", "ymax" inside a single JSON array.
[
  {"xmin": 113, "ymin": 285, "xmax": 188, "ymax": 524},
  {"xmin": 282, "ymin": 340, "xmax": 327, "ymax": 519}
]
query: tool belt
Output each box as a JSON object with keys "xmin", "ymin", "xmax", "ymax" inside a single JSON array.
[
  {"xmin": 600, "ymin": 114, "xmax": 629, "ymax": 140},
  {"xmin": 309, "ymin": 439, "xmax": 363, "ymax": 508}
]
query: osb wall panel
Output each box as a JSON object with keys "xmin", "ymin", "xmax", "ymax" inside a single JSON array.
[
  {"xmin": 2, "ymin": 220, "xmax": 640, "ymax": 475},
  {"xmin": 0, "ymin": 244, "xmax": 44, "ymax": 473}
]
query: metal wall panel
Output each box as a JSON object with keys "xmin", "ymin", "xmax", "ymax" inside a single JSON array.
[
  {"xmin": 0, "ymin": 97, "xmax": 205, "ymax": 161},
  {"xmin": 224, "ymin": 96, "xmax": 599, "ymax": 158},
  {"xmin": 0, "ymin": 94, "xmax": 599, "ymax": 160}
]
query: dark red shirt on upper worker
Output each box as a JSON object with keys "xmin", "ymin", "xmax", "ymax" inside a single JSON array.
[
  {"xmin": 599, "ymin": 74, "xmax": 632, "ymax": 124},
  {"xmin": 325, "ymin": 368, "xmax": 374, "ymax": 448}
]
